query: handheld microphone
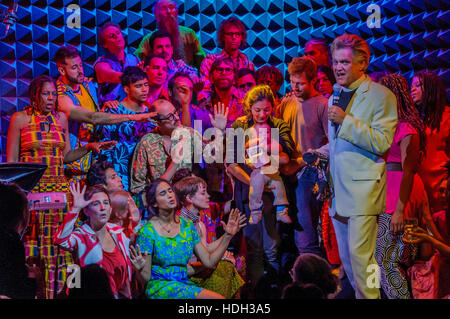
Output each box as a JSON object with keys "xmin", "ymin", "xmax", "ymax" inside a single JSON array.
[
  {"xmin": 331, "ymin": 83, "xmax": 341, "ymax": 129},
  {"xmin": 3, "ymin": 0, "xmax": 18, "ymax": 37}
]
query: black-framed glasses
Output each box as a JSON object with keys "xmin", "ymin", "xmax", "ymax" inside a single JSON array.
[
  {"xmin": 224, "ymin": 32, "xmax": 242, "ymax": 38},
  {"xmin": 214, "ymin": 67, "xmax": 233, "ymax": 74},
  {"xmin": 155, "ymin": 112, "xmax": 178, "ymax": 122}
]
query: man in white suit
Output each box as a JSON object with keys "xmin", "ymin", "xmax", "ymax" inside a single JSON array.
[{"xmin": 317, "ymin": 34, "xmax": 397, "ymax": 298}]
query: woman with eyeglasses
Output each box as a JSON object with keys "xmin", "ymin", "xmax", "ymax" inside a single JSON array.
[
  {"xmin": 6, "ymin": 75, "xmax": 115, "ymax": 299},
  {"xmin": 199, "ymin": 17, "xmax": 255, "ymax": 101}
]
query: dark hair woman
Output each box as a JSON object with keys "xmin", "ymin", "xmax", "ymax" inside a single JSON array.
[
  {"xmin": 135, "ymin": 179, "xmax": 245, "ymax": 299},
  {"xmin": 6, "ymin": 75, "xmax": 115, "ymax": 299}
]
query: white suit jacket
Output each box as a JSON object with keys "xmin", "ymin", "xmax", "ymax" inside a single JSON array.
[{"xmin": 322, "ymin": 75, "xmax": 398, "ymax": 217}]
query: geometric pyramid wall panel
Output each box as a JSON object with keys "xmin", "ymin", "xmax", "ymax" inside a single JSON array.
[{"xmin": 1, "ymin": 0, "xmax": 449, "ymax": 162}]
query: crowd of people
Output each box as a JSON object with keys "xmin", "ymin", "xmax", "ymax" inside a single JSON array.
[{"xmin": 1, "ymin": 0, "xmax": 449, "ymax": 300}]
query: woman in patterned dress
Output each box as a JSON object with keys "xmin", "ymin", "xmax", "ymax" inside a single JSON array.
[
  {"xmin": 135, "ymin": 179, "xmax": 246, "ymax": 299},
  {"xmin": 374, "ymin": 74, "xmax": 444, "ymax": 299},
  {"xmin": 6, "ymin": 75, "xmax": 115, "ymax": 298}
]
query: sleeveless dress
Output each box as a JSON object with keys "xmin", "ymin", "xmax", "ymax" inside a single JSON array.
[
  {"xmin": 20, "ymin": 111, "xmax": 73, "ymax": 299},
  {"xmin": 136, "ymin": 217, "xmax": 204, "ymax": 299}
]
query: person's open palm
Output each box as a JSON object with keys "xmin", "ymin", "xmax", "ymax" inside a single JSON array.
[
  {"xmin": 221, "ymin": 208, "xmax": 246, "ymax": 236},
  {"xmin": 209, "ymin": 102, "xmax": 229, "ymax": 132},
  {"xmin": 69, "ymin": 182, "xmax": 93, "ymax": 211}
]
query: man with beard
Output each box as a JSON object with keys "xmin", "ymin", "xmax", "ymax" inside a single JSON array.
[
  {"xmin": 134, "ymin": 0, "xmax": 205, "ymax": 71},
  {"xmin": 143, "ymin": 54, "xmax": 170, "ymax": 105},
  {"xmin": 193, "ymin": 57, "xmax": 244, "ymax": 204},
  {"xmin": 278, "ymin": 57, "xmax": 329, "ymax": 258},
  {"xmin": 55, "ymin": 46, "xmax": 155, "ymax": 183},
  {"xmin": 199, "ymin": 17, "xmax": 254, "ymax": 102},
  {"xmin": 148, "ymin": 30, "xmax": 200, "ymax": 89}
]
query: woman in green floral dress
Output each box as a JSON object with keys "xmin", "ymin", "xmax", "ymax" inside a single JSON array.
[{"xmin": 135, "ymin": 179, "xmax": 246, "ymax": 299}]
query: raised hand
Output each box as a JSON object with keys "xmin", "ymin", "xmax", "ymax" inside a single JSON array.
[
  {"xmin": 70, "ymin": 182, "xmax": 94, "ymax": 211},
  {"xmin": 130, "ymin": 244, "xmax": 147, "ymax": 271},
  {"xmin": 221, "ymin": 208, "xmax": 246, "ymax": 237},
  {"xmin": 192, "ymin": 77, "xmax": 204, "ymax": 93},
  {"xmin": 86, "ymin": 140, "xmax": 117, "ymax": 153},
  {"xmin": 209, "ymin": 102, "xmax": 229, "ymax": 132}
]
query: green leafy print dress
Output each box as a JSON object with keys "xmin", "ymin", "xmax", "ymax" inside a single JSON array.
[{"xmin": 136, "ymin": 217, "xmax": 204, "ymax": 299}]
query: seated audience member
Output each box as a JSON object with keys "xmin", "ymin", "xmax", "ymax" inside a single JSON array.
[
  {"xmin": 255, "ymin": 65, "xmax": 284, "ymax": 107},
  {"xmin": 135, "ymin": 179, "xmax": 245, "ymax": 299},
  {"xmin": 66, "ymin": 264, "xmax": 114, "ymax": 299},
  {"xmin": 134, "ymin": 0, "xmax": 205, "ymax": 70},
  {"xmin": 237, "ymin": 68, "xmax": 257, "ymax": 94},
  {"xmin": 199, "ymin": 17, "xmax": 254, "ymax": 101},
  {"xmin": 109, "ymin": 190, "xmax": 141, "ymax": 242},
  {"xmin": 98, "ymin": 66, "xmax": 155, "ymax": 191},
  {"xmin": 147, "ymin": 30, "xmax": 199, "ymax": 89},
  {"xmin": 173, "ymin": 176, "xmax": 246, "ymax": 298},
  {"xmin": 130, "ymin": 99, "xmax": 228, "ymax": 203},
  {"xmin": 315, "ymin": 65, "xmax": 336, "ymax": 98},
  {"xmin": 143, "ymin": 54, "xmax": 170, "ymax": 105},
  {"xmin": 94, "ymin": 22, "xmax": 140, "ymax": 107},
  {"xmin": 86, "ymin": 160, "xmax": 124, "ymax": 192},
  {"xmin": 0, "ymin": 182, "xmax": 38, "ymax": 299},
  {"xmin": 54, "ymin": 183, "xmax": 146, "ymax": 299},
  {"xmin": 304, "ymin": 38, "xmax": 331, "ymax": 68},
  {"xmin": 281, "ymin": 283, "xmax": 325, "ymax": 299},
  {"xmin": 290, "ymin": 253, "xmax": 339, "ymax": 299}
]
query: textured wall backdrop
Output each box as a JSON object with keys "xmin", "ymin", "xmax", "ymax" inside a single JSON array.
[{"xmin": 1, "ymin": 0, "xmax": 449, "ymax": 162}]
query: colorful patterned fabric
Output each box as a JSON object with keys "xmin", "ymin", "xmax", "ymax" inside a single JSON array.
[
  {"xmin": 134, "ymin": 26, "xmax": 206, "ymax": 71},
  {"xmin": 198, "ymin": 50, "xmax": 254, "ymax": 102},
  {"xmin": 98, "ymin": 103, "xmax": 156, "ymax": 191},
  {"xmin": 54, "ymin": 211, "xmax": 133, "ymax": 298},
  {"xmin": 19, "ymin": 111, "xmax": 73, "ymax": 299},
  {"xmin": 136, "ymin": 217, "xmax": 204, "ymax": 299},
  {"xmin": 130, "ymin": 129, "xmax": 194, "ymax": 195},
  {"xmin": 167, "ymin": 59, "xmax": 199, "ymax": 86},
  {"xmin": 57, "ymin": 76, "xmax": 100, "ymax": 184}
]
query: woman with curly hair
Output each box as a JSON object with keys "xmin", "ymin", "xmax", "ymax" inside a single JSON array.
[
  {"xmin": 6, "ymin": 75, "xmax": 114, "ymax": 298},
  {"xmin": 375, "ymin": 73, "xmax": 443, "ymax": 299},
  {"xmin": 411, "ymin": 70, "xmax": 450, "ymax": 215}
]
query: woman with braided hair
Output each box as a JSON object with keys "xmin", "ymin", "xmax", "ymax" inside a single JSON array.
[
  {"xmin": 411, "ymin": 70, "xmax": 450, "ymax": 216},
  {"xmin": 375, "ymin": 73, "xmax": 443, "ymax": 299},
  {"xmin": 6, "ymin": 75, "xmax": 115, "ymax": 298}
]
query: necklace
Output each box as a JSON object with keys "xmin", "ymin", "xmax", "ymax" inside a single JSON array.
[{"xmin": 158, "ymin": 219, "xmax": 173, "ymax": 233}]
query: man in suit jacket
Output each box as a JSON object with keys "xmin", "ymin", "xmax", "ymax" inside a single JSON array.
[{"xmin": 317, "ymin": 34, "xmax": 397, "ymax": 298}]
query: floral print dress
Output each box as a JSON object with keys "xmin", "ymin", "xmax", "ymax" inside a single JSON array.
[
  {"xmin": 98, "ymin": 103, "xmax": 155, "ymax": 191},
  {"xmin": 136, "ymin": 217, "xmax": 204, "ymax": 299}
]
